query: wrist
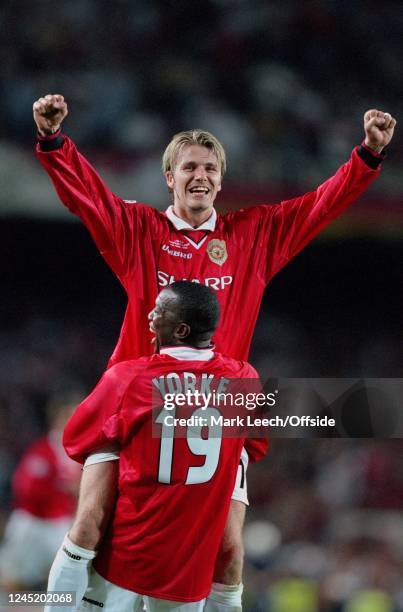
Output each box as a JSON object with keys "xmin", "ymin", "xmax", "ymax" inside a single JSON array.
[
  {"xmin": 64, "ymin": 533, "xmax": 97, "ymax": 561},
  {"xmin": 37, "ymin": 125, "xmax": 60, "ymax": 137},
  {"xmin": 37, "ymin": 127, "xmax": 64, "ymax": 151},
  {"xmin": 364, "ymin": 139, "xmax": 384, "ymax": 154},
  {"xmin": 357, "ymin": 142, "xmax": 385, "ymax": 169}
]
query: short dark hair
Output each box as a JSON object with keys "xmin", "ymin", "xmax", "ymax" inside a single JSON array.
[{"xmin": 169, "ymin": 281, "xmax": 220, "ymax": 342}]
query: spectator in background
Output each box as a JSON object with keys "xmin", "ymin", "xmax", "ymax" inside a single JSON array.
[{"xmin": 0, "ymin": 393, "xmax": 81, "ymax": 590}]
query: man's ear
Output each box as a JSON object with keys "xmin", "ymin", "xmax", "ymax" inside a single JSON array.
[
  {"xmin": 175, "ymin": 323, "xmax": 191, "ymax": 340},
  {"xmin": 165, "ymin": 171, "xmax": 174, "ymax": 190}
]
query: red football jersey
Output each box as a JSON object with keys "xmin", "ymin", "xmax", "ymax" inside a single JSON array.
[
  {"xmin": 36, "ymin": 136, "xmax": 382, "ymax": 364},
  {"xmin": 12, "ymin": 433, "xmax": 80, "ymax": 519},
  {"xmin": 63, "ymin": 347, "xmax": 262, "ymax": 601},
  {"xmin": 36, "ymin": 136, "xmax": 382, "ymax": 462}
]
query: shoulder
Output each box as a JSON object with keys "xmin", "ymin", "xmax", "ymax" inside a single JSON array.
[
  {"xmin": 213, "ymin": 353, "xmax": 259, "ymax": 378},
  {"xmin": 220, "ymin": 205, "xmax": 276, "ymax": 230},
  {"xmin": 120, "ymin": 203, "xmax": 169, "ymax": 238},
  {"xmin": 121, "ymin": 202, "xmax": 168, "ymax": 221},
  {"xmin": 240, "ymin": 361, "xmax": 260, "ymax": 378},
  {"xmin": 105, "ymin": 357, "xmax": 153, "ymax": 385}
]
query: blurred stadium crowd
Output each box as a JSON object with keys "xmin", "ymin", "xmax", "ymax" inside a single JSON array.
[
  {"xmin": 0, "ymin": 0, "xmax": 402, "ymax": 610},
  {"xmin": 2, "ymin": 0, "xmax": 403, "ymax": 202}
]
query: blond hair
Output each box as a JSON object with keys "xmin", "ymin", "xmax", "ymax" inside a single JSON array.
[{"xmin": 162, "ymin": 129, "xmax": 226, "ymax": 176}]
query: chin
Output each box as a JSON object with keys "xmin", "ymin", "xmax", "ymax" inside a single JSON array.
[
  {"xmin": 189, "ymin": 205, "xmax": 208, "ymax": 212},
  {"xmin": 187, "ymin": 200, "xmax": 213, "ymax": 211}
]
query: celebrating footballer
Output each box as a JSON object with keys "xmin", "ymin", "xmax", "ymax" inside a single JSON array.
[{"xmin": 33, "ymin": 94, "xmax": 396, "ymax": 611}]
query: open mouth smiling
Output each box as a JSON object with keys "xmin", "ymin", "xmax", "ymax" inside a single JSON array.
[{"xmin": 188, "ymin": 186, "xmax": 210, "ymax": 195}]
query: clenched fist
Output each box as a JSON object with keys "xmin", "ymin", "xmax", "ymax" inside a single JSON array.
[
  {"xmin": 364, "ymin": 109, "xmax": 396, "ymax": 153},
  {"xmin": 33, "ymin": 94, "xmax": 68, "ymax": 136}
]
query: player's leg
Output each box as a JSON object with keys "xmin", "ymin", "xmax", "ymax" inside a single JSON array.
[{"xmin": 205, "ymin": 449, "xmax": 248, "ymax": 612}]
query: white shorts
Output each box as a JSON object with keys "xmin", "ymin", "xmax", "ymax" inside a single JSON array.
[
  {"xmin": 78, "ymin": 568, "xmax": 205, "ymax": 612},
  {"xmin": 231, "ymin": 448, "xmax": 249, "ymax": 505},
  {"xmin": 0, "ymin": 509, "xmax": 71, "ymax": 585}
]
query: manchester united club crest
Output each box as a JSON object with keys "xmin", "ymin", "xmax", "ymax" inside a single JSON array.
[{"xmin": 207, "ymin": 239, "xmax": 228, "ymax": 266}]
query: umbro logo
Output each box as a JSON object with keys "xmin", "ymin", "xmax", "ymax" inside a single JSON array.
[
  {"xmin": 62, "ymin": 546, "xmax": 81, "ymax": 561},
  {"xmin": 162, "ymin": 244, "xmax": 192, "ymax": 259},
  {"xmin": 82, "ymin": 596, "xmax": 104, "ymax": 607}
]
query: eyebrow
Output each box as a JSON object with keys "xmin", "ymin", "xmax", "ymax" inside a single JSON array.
[{"xmin": 182, "ymin": 161, "xmax": 218, "ymax": 168}]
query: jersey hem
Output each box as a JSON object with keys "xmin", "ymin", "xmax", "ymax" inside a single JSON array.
[{"xmin": 95, "ymin": 567, "xmax": 209, "ymax": 602}]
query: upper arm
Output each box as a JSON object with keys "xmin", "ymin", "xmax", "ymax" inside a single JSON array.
[
  {"xmin": 250, "ymin": 148, "xmax": 381, "ymax": 282},
  {"xmin": 36, "ymin": 136, "xmax": 155, "ymax": 278},
  {"xmin": 36, "ymin": 136, "xmax": 122, "ymax": 245}
]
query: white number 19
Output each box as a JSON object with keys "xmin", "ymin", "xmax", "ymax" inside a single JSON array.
[{"xmin": 155, "ymin": 407, "xmax": 222, "ymax": 485}]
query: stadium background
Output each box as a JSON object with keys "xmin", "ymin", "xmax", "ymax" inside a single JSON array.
[{"xmin": 0, "ymin": 1, "xmax": 402, "ymax": 610}]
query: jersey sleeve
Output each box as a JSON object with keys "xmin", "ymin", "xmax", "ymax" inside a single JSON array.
[
  {"xmin": 36, "ymin": 134, "xmax": 160, "ymax": 279},
  {"xmin": 244, "ymin": 437, "xmax": 268, "ymax": 463},
  {"xmin": 248, "ymin": 146, "xmax": 383, "ymax": 283},
  {"xmin": 63, "ymin": 364, "xmax": 132, "ymax": 464},
  {"xmin": 240, "ymin": 362, "xmax": 269, "ymax": 463}
]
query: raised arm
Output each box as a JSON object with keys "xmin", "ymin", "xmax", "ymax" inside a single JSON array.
[
  {"xmin": 33, "ymin": 94, "xmax": 150, "ymax": 278},
  {"xmin": 256, "ymin": 109, "xmax": 397, "ymax": 282}
]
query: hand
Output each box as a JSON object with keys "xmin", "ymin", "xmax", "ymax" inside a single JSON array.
[
  {"xmin": 364, "ymin": 109, "xmax": 396, "ymax": 153},
  {"xmin": 33, "ymin": 94, "xmax": 68, "ymax": 136}
]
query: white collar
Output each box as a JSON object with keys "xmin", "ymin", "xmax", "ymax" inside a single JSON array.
[
  {"xmin": 160, "ymin": 345, "xmax": 214, "ymax": 361},
  {"xmin": 165, "ymin": 205, "xmax": 217, "ymax": 231}
]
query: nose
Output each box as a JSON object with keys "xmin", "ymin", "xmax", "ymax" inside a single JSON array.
[
  {"xmin": 194, "ymin": 166, "xmax": 207, "ymax": 181},
  {"xmin": 148, "ymin": 309, "xmax": 154, "ymax": 321}
]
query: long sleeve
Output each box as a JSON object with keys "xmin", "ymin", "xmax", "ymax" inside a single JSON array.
[
  {"xmin": 36, "ymin": 134, "xmax": 157, "ymax": 279},
  {"xmin": 233, "ymin": 145, "xmax": 384, "ymax": 284}
]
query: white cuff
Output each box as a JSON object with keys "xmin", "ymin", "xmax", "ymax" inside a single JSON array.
[
  {"xmin": 63, "ymin": 534, "xmax": 97, "ymax": 561},
  {"xmin": 84, "ymin": 451, "xmax": 120, "ymax": 467}
]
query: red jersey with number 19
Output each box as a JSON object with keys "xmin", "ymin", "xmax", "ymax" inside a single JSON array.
[{"xmin": 63, "ymin": 346, "xmax": 261, "ymax": 601}]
